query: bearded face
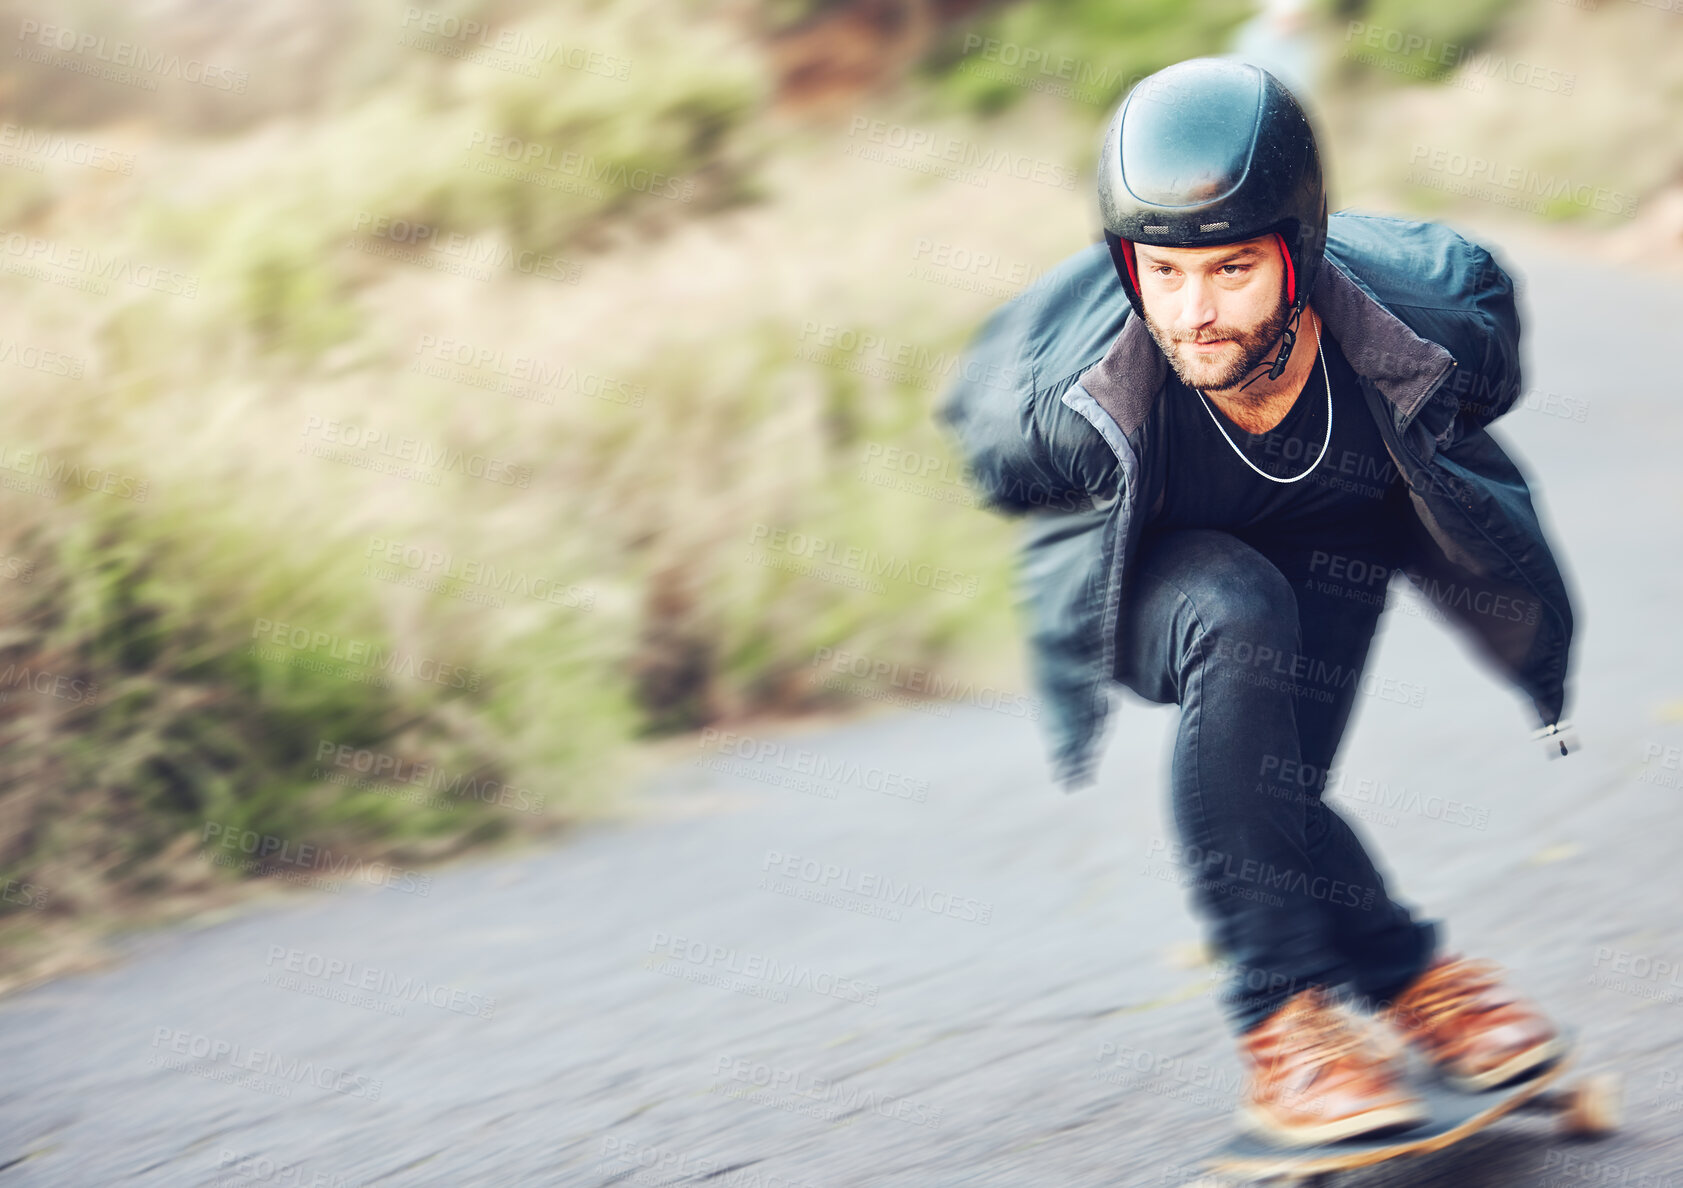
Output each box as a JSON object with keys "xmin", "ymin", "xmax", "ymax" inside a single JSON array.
[{"xmin": 1133, "ymin": 237, "xmax": 1293, "ymax": 399}]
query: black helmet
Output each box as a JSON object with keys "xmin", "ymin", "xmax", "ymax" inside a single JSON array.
[{"xmin": 1097, "ymin": 58, "xmax": 1327, "ymax": 367}]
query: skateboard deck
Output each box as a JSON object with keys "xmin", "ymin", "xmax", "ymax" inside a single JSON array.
[{"xmin": 1196, "ymin": 1034, "xmax": 1619, "ymax": 1186}]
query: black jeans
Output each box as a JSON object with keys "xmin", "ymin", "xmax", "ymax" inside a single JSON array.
[{"xmin": 1116, "ymin": 527, "xmax": 1437, "ymax": 1034}]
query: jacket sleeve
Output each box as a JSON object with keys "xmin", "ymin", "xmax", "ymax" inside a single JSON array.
[
  {"xmin": 1455, "ymin": 239, "xmax": 1524, "ymax": 433},
  {"xmin": 934, "ymin": 301, "xmax": 1118, "ymax": 517}
]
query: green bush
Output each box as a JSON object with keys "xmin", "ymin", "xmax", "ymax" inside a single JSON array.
[
  {"xmin": 0, "ymin": 497, "xmax": 538, "ymax": 920},
  {"xmin": 1329, "ymin": 0, "xmax": 1520, "ymax": 85},
  {"xmin": 920, "ymin": 0, "xmax": 1254, "ymax": 117}
]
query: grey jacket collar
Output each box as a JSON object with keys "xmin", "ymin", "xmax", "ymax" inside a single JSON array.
[{"xmin": 1074, "ymin": 259, "xmax": 1456, "ymax": 439}]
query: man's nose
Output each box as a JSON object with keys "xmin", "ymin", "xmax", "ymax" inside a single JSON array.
[{"xmin": 1180, "ymin": 275, "xmax": 1218, "ymax": 331}]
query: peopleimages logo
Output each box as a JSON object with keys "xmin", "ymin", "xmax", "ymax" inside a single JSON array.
[
  {"xmin": 201, "ymin": 822, "xmax": 433, "ymax": 896},
  {"xmin": 760, "ymin": 849, "xmax": 993, "ymax": 924},
  {"xmin": 956, "ymin": 34, "xmax": 1132, "ymax": 98},
  {"xmin": 1143, "ymin": 838, "xmax": 1377, "ymax": 911},
  {"xmin": 0, "ymin": 877, "xmax": 50, "ymax": 910},
  {"xmin": 0, "ymin": 659, "xmax": 99, "ymax": 706},
  {"xmin": 0, "ymin": 229, "xmax": 198, "ymax": 297},
  {"xmin": 461, "ymin": 132, "xmax": 689, "ymax": 201},
  {"xmin": 247, "ymin": 616, "xmax": 482, "ymax": 691},
  {"xmin": 411, "ymin": 333, "xmax": 646, "ymax": 407},
  {"xmin": 795, "ymin": 319, "xmax": 1027, "ymax": 394},
  {"xmin": 710, "ymin": 1055, "xmax": 944, "ymax": 1129},
  {"xmin": 150, "ymin": 1027, "xmax": 381, "ymax": 1100},
  {"xmin": 15, "ymin": 19, "xmax": 249, "ymax": 92},
  {"xmin": 212, "ymin": 1149, "xmax": 367, "ymax": 1188},
  {"xmin": 0, "ymin": 335, "xmax": 85, "ymax": 378},
  {"xmin": 0, "ymin": 124, "xmax": 135, "ymax": 174},
  {"xmin": 645, "ymin": 930, "xmax": 880, "ymax": 1005},
  {"xmin": 313, "ymin": 738, "xmax": 545, "ymax": 813},
  {"xmin": 264, "ymin": 945, "xmax": 496, "ymax": 1019},
  {"xmin": 598, "ymin": 1137, "xmax": 823, "ymax": 1188},
  {"xmin": 1343, "ymin": 21, "xmax": 1576, "ymax": 94},
  {"xmin": 347, "ymin": 212, "xmax": 583, "ymax": 284},
  {"xmin": 845, "ymin": 116, "xmax": 1078, "ymax": 191},
  {"xmin": 747, "ymin": 524, "xmax": 980, "ymax": 599},
  {"xmin": 399, "ymin": 8, "xmax": 631, "ymax": 80},
  {"xmin": 697, "ymin": 727, "xmax": 930, "ymax": 802},
  {"xmin": 1255, "ymin": 755, "xmax": 1492, "ymax": 831},
  {"xmin": 362, "ymin": 536, "xmax": 595, "ymax": 611},
  {"xmin": 1407, "ymin": 145, "xmax": 1637, "ymax": 217},
  {"xmin": 299, "ymin": 414, "xmax": 534, "ymax": 488},
  {"xmin": 812, "ymin": 646, "xmax": 1039, "ymax": 720}
]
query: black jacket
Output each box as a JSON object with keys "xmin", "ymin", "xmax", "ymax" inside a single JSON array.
[{"xmin": 936, "ymin": 211, "xmax": 1577, "ymax": 790}]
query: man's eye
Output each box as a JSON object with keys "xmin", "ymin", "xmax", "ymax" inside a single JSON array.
[{"xmin": 1220, "ymin": 264, "xmax": 1249, "ymax": 276}]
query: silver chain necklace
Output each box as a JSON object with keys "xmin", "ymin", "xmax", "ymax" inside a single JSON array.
[{"xmin": 1193, "ymin": 319, "xmax": 1331, "ymax": 484}]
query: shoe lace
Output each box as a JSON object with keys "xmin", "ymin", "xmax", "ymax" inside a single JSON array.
[
  {"xmin": 1249, "ymin": 991, "xmax": 1378, "ymax": 1103},
  {"xmin": 1291, "ymin": 996, "xmax": 1364, "ymax": 1069},
  {"xmin": 1336, "ymin": 1000, "xmax": 1406, "ymax": 1064},
  {"xmin": 1398, "ymin": 958, "xmax": 1505, "ymax": 1029}
]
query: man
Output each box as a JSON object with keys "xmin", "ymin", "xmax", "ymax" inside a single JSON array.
[{"xmin": 935, "ymin": 58, "xmax": 1580, "ymax": 1146}]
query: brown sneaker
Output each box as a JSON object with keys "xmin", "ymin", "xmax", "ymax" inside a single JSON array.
[
  {"xmin": 1385, "ymin": 955, "xmax": 1566, "ymax": 1091},
  {"xmin": 1238, "ymin": 986, "xmax": 1429, "ymax": 1147}
]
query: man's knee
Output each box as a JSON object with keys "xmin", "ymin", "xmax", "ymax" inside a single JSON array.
[
  {"xmin": 1123, "ymin": 532, "xmax": 1300, "ymax": 694},
  {"xmin": 1187, "ymin": 564, "xmax": 1299, "ymax": 648}
]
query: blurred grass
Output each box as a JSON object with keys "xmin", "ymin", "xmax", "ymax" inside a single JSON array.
[
  {"xmin": 0, "ymin": 0, "xmax": 784, "ymax": 973},
  {"xmin": 919, "ymin": 0, "xmax": 1255, "ymax": 115},
  {"xmin": 1327, "ymin": 0, "xmax": 1519, "ymax": 86},
  {"xmin": 0, "ymin": 0, "xmax": 1055, "ymax": 980},
  {"xmin": 1315, "ymin": 0, "xmax": 1683, "ymax": 232}
]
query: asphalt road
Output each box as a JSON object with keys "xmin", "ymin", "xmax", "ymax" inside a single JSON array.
[{"xmin": 2, "ymin": 240, "xmax": 1681, "ymax": 1188}]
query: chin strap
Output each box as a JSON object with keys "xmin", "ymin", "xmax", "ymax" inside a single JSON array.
[{"xmin": 1239, "ymin": 303, "xmax": 1304, "ymax": 392}]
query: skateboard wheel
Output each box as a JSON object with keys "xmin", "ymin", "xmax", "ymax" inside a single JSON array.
[{"xmin": 1557, "ymin": 1073, "xmax": 1622, "ymax": 1137}]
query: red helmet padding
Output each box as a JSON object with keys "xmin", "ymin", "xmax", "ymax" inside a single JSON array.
[{"xmin": 1274, "ymin": 231, "xmax": 1295, "ymax": 306}]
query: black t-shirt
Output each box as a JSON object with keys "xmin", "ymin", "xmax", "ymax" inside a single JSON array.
[{"xmin": 1145, "ymin": 329, "xmax": 1408, "ymax": 585}]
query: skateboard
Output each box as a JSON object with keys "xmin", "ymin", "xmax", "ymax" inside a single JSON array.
[{"xmin": 1193, "ymin": 1035, "xmax": 1620, "ymax": 1187}]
